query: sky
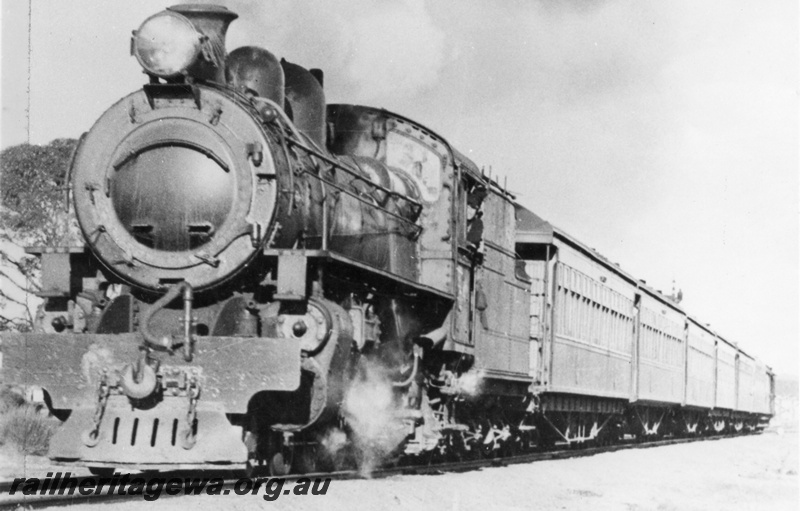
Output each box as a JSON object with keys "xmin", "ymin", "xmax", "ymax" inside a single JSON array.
[{"xmin": 1, "ymin": 0, "xmax": 798, "ymax": 376}]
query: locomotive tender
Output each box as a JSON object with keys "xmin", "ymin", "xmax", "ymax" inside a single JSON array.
[{"xmin": 1, "ymin": 4, "xmax": 774, "ymax": 475}]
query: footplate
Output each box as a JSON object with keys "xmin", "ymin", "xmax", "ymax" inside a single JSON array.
[{"xmin": 49, "ymin": 395, "xmax": 248, "ymax": 469}]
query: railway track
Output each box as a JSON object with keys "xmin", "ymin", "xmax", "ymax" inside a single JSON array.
[{"xmin": 0, "ymin": 431, "xmax": 758, "ymax": 509}]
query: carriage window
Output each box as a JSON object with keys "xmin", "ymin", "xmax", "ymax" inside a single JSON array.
[{"xmin": 385, "ymin": 130, "xmax": 443, "ymax": 203}]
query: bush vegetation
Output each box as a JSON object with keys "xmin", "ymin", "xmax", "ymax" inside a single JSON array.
[
  {"xmin": 0, "ymin": 138, "xmax": 78, "ymax": 245},
  {"xmin": 0, "ymin": 385, "xmax": 59, "ymax": 456}
]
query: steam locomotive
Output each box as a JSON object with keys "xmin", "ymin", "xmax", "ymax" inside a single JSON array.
[{"xmin": 2, "ymin": 4, "xmax": 774, "ymax": 476}]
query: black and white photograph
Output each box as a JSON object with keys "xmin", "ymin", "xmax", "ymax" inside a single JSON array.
[{"xmin": 0, "ymin": 1, "xmax": 797, "ymax": 509}]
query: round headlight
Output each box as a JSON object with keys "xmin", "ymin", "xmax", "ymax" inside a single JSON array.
[{"xmin": 133, "ymin": 10, "xmax": 202, "ymax": 78}]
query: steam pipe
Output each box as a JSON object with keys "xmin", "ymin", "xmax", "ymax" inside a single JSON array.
[
  {"xmin": 182, "ymin": 283, "xmax": 195, "ymax": 362},
  {"xmin": 392, "ymin": 352, "xmax": 420, "ymax": 388},
  {"xmin": 141, "ymin": 281, "xmax": 195, "ymax": 361},
  {"xmin": 321, "ymin": 182, "xmax": 328, "ymax": 251},
  {"xmin": 167, "ymin": 4, "xmax": 238, "ymax": 83}
]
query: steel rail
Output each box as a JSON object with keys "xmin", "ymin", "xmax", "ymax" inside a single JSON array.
[{"xmin": 0, "ymin": 431, "xmax": 763, "ymax": 509}]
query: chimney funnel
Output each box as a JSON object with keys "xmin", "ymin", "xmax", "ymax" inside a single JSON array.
[{"xmin": 168, "ymin": 4, "xmax": 238, "ymax": 82}]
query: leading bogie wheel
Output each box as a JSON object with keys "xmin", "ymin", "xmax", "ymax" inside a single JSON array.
[{"xmin": 269, "ymin": 448, "xmax": 294, "ymax": 476}]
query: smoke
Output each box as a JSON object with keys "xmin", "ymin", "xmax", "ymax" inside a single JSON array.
[
  {"xmin": 330, "ymin": 0, "xmax": 446, "ymax": 101},
  {"xmin": 193, "ymin": 0, "xmax": 446, "ymax": 103}
]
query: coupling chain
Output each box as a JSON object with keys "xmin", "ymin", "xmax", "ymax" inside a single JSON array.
[
  {"xmin": 181, "ymin": 377, "xmax": 201, "ymax": 450},
  {"xmin": 83, "ymin": 370, "xmax": 110, "ymax": 447}
]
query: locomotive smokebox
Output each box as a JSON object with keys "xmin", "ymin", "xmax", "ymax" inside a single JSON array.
[
  {"xmin": 71, "ymin": 80, "xmax": 287, "ymax": 292},
  {"xmin": 74, "ymin": 4, "xmax": 333, "ymax": 295}
]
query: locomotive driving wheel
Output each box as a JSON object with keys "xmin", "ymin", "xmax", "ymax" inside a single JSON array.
[
  {"xmin": 499, "ymin": 423, "xmax": 521, "ymax": 457},
  {"xmin": 519, "ymin": 426, "xmax": 541, "ymax": 452},
  {"xmin": 295, "ymin": 444, "xmax": 319, "ymax": 474},
  {"xmin": 465, "ymin": 420, "xmax": 485, "ymax": 459},
  {"xmin": 445, "ymin": 430, "xmax": 468, "ymax": 461},
  {"xmin": 478, "ymin": 419, "xmax": 496, "ymax": 458}
]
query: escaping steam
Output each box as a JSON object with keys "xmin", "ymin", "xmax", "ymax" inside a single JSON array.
[
  {"xmin": 319, "ymin": 427, "xmax": 347, "ymax": 457},
  {"xmin": 339, "ymin": 360, "xmax": 409, "ymax": 475},
  {"xmin": 454, "ymin": 368, "xmax": 485, "ymax": 397}
]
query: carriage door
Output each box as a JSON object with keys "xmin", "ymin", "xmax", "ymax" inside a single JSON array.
[
  {"xmin": 517, "ymin": 244, "xmax": 548, "ymax": 385},
  {"xmin": 525, "ymin": 259, "xmax": 546, "ymax": 384}
]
